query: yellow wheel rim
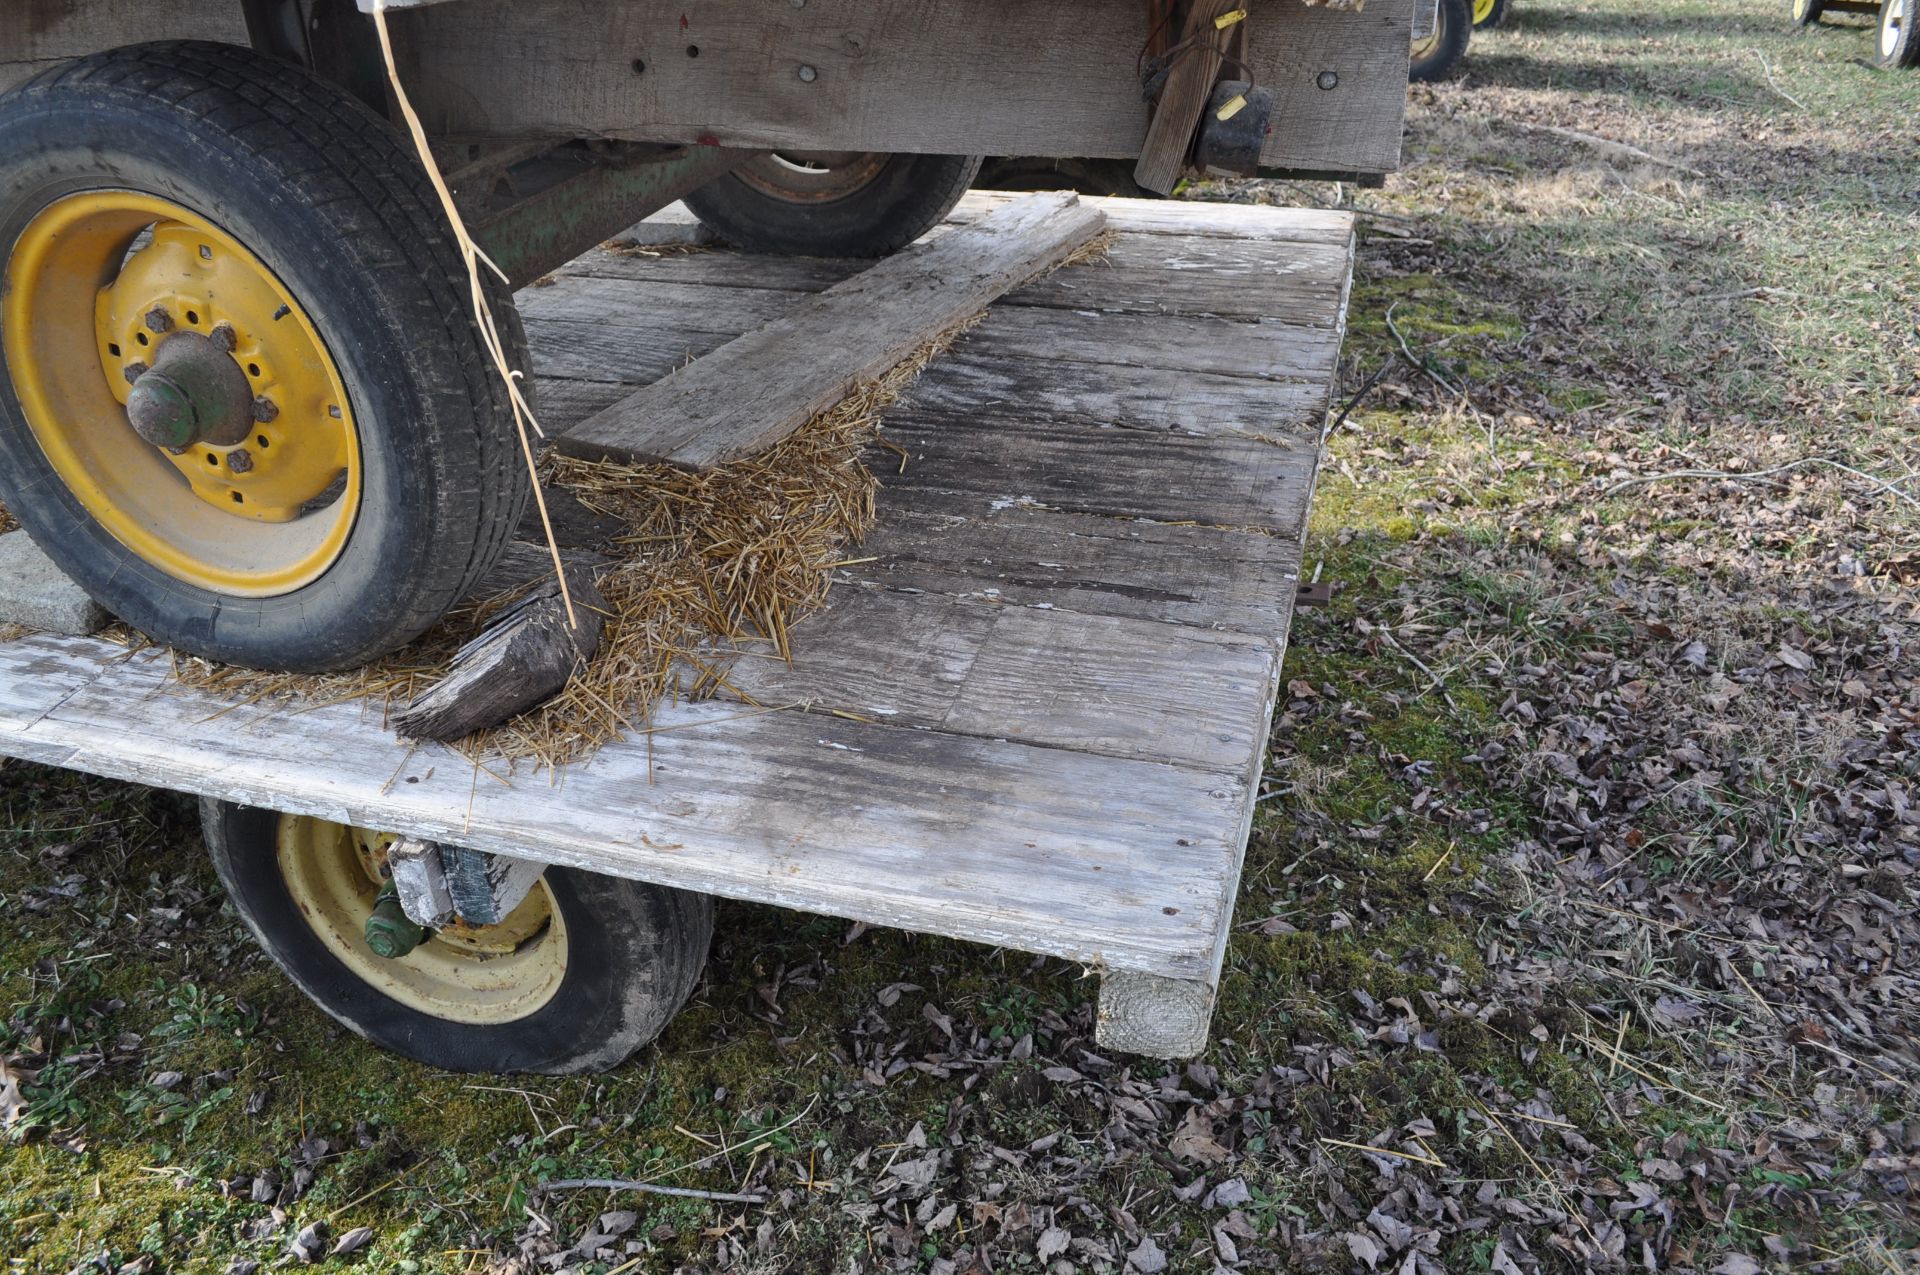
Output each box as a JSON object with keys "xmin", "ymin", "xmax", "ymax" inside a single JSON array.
[
  {"xmin": 1412, "ymin": 26, "xmax": 1442, "ymax": 57},
  {"xmin": 276, "ymin": 815, "xmax": 568, "ymax": 1025},
  {"xmin": 1471, "ymin": 0, "xmax": 1497, "ymax": 23},
  {"xmin": 2, "ymin": 192, "xmax": 360, "ymax": 596}
]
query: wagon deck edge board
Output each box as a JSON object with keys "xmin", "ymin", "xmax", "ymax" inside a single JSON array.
[{"xmin": 0, "ymin": 194, "xmax": 1354, "ymax": 1058}]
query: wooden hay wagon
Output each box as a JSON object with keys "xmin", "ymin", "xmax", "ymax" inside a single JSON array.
[{"xmin": 0, "ymin": 1, "xmax": 1394, "ymax": 1071}]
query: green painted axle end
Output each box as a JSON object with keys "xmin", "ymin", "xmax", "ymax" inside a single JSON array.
[{"xmin": 364, "ymin": 885, "xmax": 425, "ymax": 959}]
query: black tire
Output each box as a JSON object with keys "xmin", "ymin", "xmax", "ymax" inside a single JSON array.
[
  {"xmin": 1877, "ymin": 0, "xmax": 1920, "ymax": 65},
  {"xmin": 0, "ymin": 41, "xmax": 532, "ymax": 672},
  {"xmin": 1410, "ymin": 0, "xmax": 1473, "ymax": 81},
  {"xmin": 685, "ymin": 151, "xmax": 983, "ymax": 257},
  {"xmin": 203, "ymin": 799, "xmax": 714, "ymax": 1074},
  {"xmin": 1790, "ymin": 0, "xmax": 1826, "ymax": 26},
  {"xmin": 1472, "ymin": 0, "xmax": 1512, "ymax": 30}
]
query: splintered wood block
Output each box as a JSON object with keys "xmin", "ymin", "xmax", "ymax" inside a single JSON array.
[{"xmin": 553, "ymin": 191, "xmax": 1107, "ymax": 470}]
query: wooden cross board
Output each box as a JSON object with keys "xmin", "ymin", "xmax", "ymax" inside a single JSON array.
[{"xmin": 0, "ymin": 192, "xmax": 1353, "ymax": 1058}]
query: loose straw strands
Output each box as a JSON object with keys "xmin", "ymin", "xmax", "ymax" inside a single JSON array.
[{"xmin": 167, "ymin": 319, "xmax": 979, "ymax": 772}]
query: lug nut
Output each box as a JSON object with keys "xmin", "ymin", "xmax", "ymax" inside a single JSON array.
[
  {"xmin": 123, "ymin": 361, "xmax": 149, "ymax": 385},
  {"xmin": 209, "ymin": 323, "xmax": 238, "ymax": 354},
  {"xmin": 227, "ymin": 448, "xmax": 254, "ymax": 474},
  {"xmin": 252, "ymin": 396, "xmax": 279, "ymax": 423},
  {"xmin": 144, "ymin": 307, "xmax": 174, "ymax": 334}
]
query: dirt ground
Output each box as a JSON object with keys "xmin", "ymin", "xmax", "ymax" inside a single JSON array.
[{"xmin": 2, "ymin": 0, "xmax": 1917, "ymax": 1269}]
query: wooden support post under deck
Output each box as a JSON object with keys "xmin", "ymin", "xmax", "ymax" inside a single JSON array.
[{"xmin": 1096, "ymin": 970, "xmax": 1218, "ymax": 1058}]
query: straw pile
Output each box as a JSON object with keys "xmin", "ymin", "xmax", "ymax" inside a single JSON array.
[{"xmin": 168, "ymin": 316, "xmax": 981, "ymax": 771}]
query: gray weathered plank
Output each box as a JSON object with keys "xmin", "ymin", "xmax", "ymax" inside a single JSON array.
[
  {"xmin": 843, "ymin": 505, "xmax": 1304, "ymax": 636},
  {"xmin": 719, "ymin": 588, "xmax": 1279, "ymax": 773},
  {"xmin": 0, "ymin": 635, "xmax": 1251, "ymax": 982},
  {"xmin": 554, "ymin": 192, "xmax": 1107, "ymax": 468},
  {"xmin": 874, "ymin": 405, "xmax": 1318, "ymax": 532},
  {"xmin": 389, "ymin": 0, "xmax": 1410, "ymax": 175},
  {"xmin": 0, "ymin": 2, "xmax": 246, "ymax": 93},
  {"xmin": 1133, "ymin": 0, "xmax": 1243, "ymax": 195}
]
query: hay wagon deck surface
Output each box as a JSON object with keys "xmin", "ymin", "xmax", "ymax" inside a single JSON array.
[{"xmin": 0, "ymin": 192, "xmax": 1352, "ymax": 1055}]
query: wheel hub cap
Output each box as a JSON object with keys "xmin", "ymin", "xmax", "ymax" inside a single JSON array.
[{"xmin": 125, "ymin": 329, "xmax": 254, "ymax": 452}]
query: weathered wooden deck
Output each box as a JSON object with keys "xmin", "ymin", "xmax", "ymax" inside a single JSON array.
[{"xmin": 0, "ymin": 191, "xmax": 1352, "ymax": 1057}]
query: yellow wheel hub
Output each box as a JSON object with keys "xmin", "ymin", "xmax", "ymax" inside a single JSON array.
[
  {"xmin": 276, "ymin": 815, "xmax": 568, "ymax": 1025},
  {"xmin": 2, "ymin": 192, "xmax": 360, "ymax": 596}
]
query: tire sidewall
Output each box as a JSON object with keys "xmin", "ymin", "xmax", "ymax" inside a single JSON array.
[
  {"xmin": 1411, "ymin": 0, "xmax": 1473, "ymax": 81},
  {"xmin": 203, "ymin": 800, "xmax": 710, "ymax": 1074},
  {"xmin": 0, "ymin": 54, "xmax": 510, "ymax": 670},
  {"xmin": 685, "ymin": 153, "xmax": 982, "ymax": 257}
]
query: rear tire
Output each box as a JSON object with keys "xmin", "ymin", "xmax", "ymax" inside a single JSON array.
[
  {"xmin": 204, "ymin": 800, "xmax": 714, "ymax": 1074},
  {"xmin": 1790, "ymin": 0, "xmax": 1825, "ymax": 25},
  {"xmin": 1411, "ymin": 0, "xmax": 1473, "ymax": 81},
  {"xmin": 685, "ymin": 151, "xmax": 982, "ymax": 256},
  {"xmin": 1877, "ymin": 0, "xmax": 1920, "ymax": 64},
  {"xmin": 1472, "ymin": 0, "xmax": 1511, "ymax": 30},
  {"xmin": 0, "ymin": 41, "xmax": 531, "ymax": 672}
]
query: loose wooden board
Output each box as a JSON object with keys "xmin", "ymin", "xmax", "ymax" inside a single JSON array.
[
  {"xmin": 554, "ymin": 191, "xmax": 1106, "ymax": 468},
  {"xmin": 0, "ymin": 196, "xmax": 1354, "ymax": 994}
]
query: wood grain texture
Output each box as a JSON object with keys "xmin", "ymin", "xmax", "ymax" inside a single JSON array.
[
  {"xmin": 0, "ymin": 198, "xmax": 1354, "ymax": 1019},
  {"xmin": 1096, "ymin": 971, "xmax": 1217, "ymax": 1058},
  {"xmin": 389, "ymin": 0, "xmax": 1409, "ymax": 174},
  {"xmin": 0, "ymin": 1, "xmax": 246, "ymax": 92},
  {"xmin": 0, "ymin": 637, "xmax": 1253, "ymax": 981},
  {"xmin": 554, "ymin": 192, "xmax": 1106, "ymax": 468},
  {"xmin": 1133, "ymin": 0, "xmax": 1244, "ymax": 195}
]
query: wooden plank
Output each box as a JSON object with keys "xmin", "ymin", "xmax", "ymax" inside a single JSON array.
[
  {"xmin": 1, "ymin": 2, "xmax": 246, "ymax": 93},
  {"xmin": 1133, "ymin": 0, "xmax": 1243, "ymax": 195},
  {"xmin": 843, "ymin": 505, "xmax": 1304, "ymax": 636},
  {"xmin": 950, "ymin": 191, "xmax": 1358, "ymax": 244},
  {"xmin": 898, "ymin": 350, "xmax": 1331, "ymax": 428},
  {"xmin": 390, "ymin": 0, "xmax": 1410, "ymax": 175},
  {"xmin": 0, "ymin": 635, "xmax": 1252, "ymax": 981},
  {"xmin": 720, "ymin": 589, "xmax": 1279, "ymax": 773},
  {"xmin": 551, "ymin": 228, "xmax": 1354, "ymax": 325},
  {"xmin": 554, "ymin": 192, "xmax": 1107, "ymax": 468},
  {"xmin": 1007, "ymin": 232, "xmax": 1355, "ymax": 322}
]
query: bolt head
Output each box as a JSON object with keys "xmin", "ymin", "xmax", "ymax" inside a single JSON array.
[
  {"xmin": 252, "ymin": 396, "xmax": 280, "ymax": 424},
  {"xmin": 1317, "ymin": 70, "xmax": 1339, "ymax": 90},
  {"xmin": 227, "ymin": 447, "xmax": 254, "ymax": 474},
  {"xmin": 798, "ymin": 64, "xmax": 818, "ymax": 82},
  {"xmin": 209, "ymin": 323, "xmax": 238, "ymax": 354},
  {"xmin": 144, "ymin": 307, "xmax": 174, "ymax": 334},
  {"xmin": 123, "ymin": 361, "xmax": 149, "ymax": 385}
]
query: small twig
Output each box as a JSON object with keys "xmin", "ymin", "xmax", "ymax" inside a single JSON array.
[
  {"xmin": 1603, "ymin": 457, "xmax": 1920, "ymax": 512},
  {"xmin": 1753, "ymin": 51, "xmax": 1807, "ymax": 111},
  {"xmin": 1493, "ymin": 118, "xmax": 1704, "ymax": 177},
  {"xmin": 1318, "ymin": 1137, "xmax": 1448, "ymax": 1169},
  {"xmin": 1376, "ymin": 625, "xmax": 1459, "ymax": 711},
  {"xmin": 1422, "ymin": 843, "xmax": 1455, "ymax": 882},
  {"xmin": 539, "ymin": 1179, "xmax": 767, "ymax": 1206},
  {"xmin": 1385, "ymin": 302, "xmax": 1462, "ymax": 399},
  {"xmin": 1475, "ymin": 1103, "xmax": 1596, "ymax": 1242},
  {"xmin": 1321, "ymin": 353, "xmax": 1398, "ymax": 446}
]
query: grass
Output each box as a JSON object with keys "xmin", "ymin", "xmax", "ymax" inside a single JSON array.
[{"xmin": 4, "ymin": 0, "xmax": 1919, "ymax": 1269}]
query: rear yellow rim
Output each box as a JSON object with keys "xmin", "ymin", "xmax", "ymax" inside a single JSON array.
[
  {"xmin": 1471, "ymin": 0, "xmax": 1497, "ymax": 23},
  {"xmin": 276, "ymin": 815, "xmax": 568, "ymax": 1025},
  {"xmin": 2, "ymin": 192, "xmax": 360, "ymax": 596}
]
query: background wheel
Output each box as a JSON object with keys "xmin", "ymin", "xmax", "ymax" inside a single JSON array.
[
  {"xmin": 1411, "ymin": 0, "xmax": 1473, "ymax": 81},
  {"xmin": 976, "ymin": 156, "xmax": 1154, "ymax": 198},
  {"xmin": 0, "ymin": 41, "xmax": 531, "ymax": 672},
  {"xmin": 684, "ymin": 151, "xmax": 982, "ymax": 257},
  {"xmin": 1878, "ymin": 0, "xmax": 1920, "ymax": 64},
  {"xmin": 203, "ymin": 799, "xmax": 714, "ymax": 1074},
  {"xmin": 1472, "ymin": 0, "xmax": 1511, "ymax": 30},
  {"xmin": 1790, "ymin": 0, "xmax": 1826, "ymax": 25}
]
